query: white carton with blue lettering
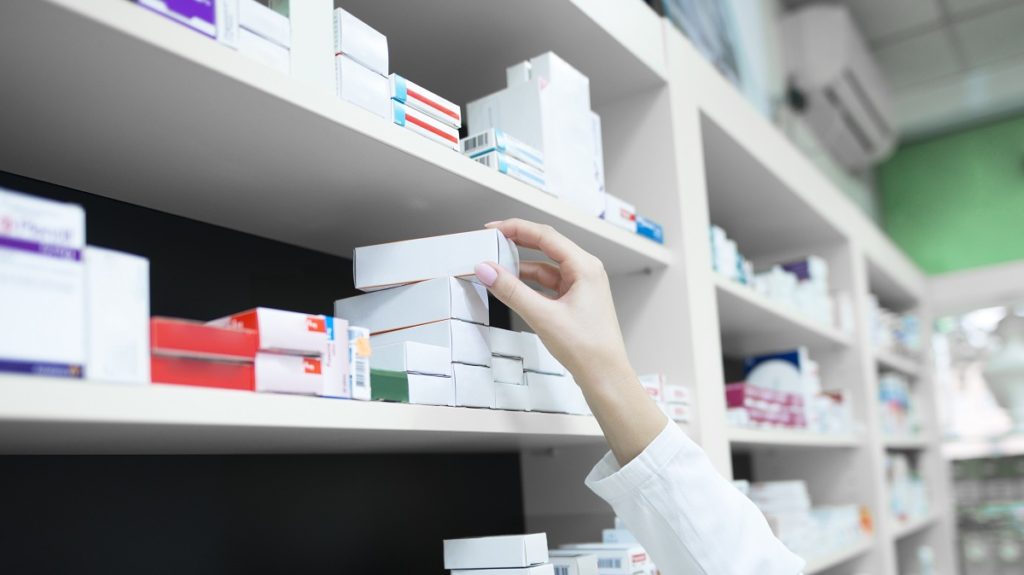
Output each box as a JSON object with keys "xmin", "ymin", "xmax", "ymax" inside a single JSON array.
[
  {"xmin": 461, "ymin": 129, "xmax": 544, "ymax": 171},
  {"xmin": 390, "ymin": 74, "xmax": 461, "ymax": 128},
  {"xmin": 336, "ymin": 54, "xmax": 389, "ymax": 119},
  {"xmin": 392, "ymin": 101, "xmax": 459, "ymax": 150},
  {"xmin": 559, "ymin": 544, "xmax": 648, "ymax": 575},
  {"xmin": 0, "ymin": 189, "xmax": 86, "ymax": 378},
  {"xmin": 474, "ymin": 151, "xmax": 547, "ymax": 193}
]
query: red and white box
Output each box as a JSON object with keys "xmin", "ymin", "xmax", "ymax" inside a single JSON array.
[
  {"xmin": 151, "ymin": 356, "xmax": 255, "ymax": 391},
  {"xmin": 151, "ymin": 317, "xmax": 258, "ymax": 362},
  {"xmin": 602, "ymin": 193, "xmax": 637, "ymax": 233},
  {"xmin": 255, "ymin": 353, "xmax": 325, "ymax": 395},
  {"xmin": 725, "ymin": 382, "xmax": 804, "ymax": 409},
  {"xmin": 638, "ymin": 373, "xmax": 663, "ymax": 402},
  {"xmin": 390, "ymin": 73, "xmax": 461, "ymax": 128},
  {"xmin": 392, "ymin": 100, "xmax": 459, "ymax": 150},
  {"xmin": 661, "ymin": 402, "xmax": 691, "ymax": 423},
  {"xmin": 209, "ymin": 308, "xmax": 328, "ymax": 356},
  {"xmin": 663, "ymin": 384, "xmax": 691, "ymax": 404}
]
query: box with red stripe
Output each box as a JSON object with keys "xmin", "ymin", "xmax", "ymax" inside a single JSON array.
[
  {"xmin": 389, "ymin": 74, "xmax": 461, "ymax": 129},
  {"xmin": 392, "ymin": 101, "xmax": 459, "ymax": 151}
]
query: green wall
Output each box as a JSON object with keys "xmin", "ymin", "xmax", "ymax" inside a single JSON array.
[{"xmin": 878, "ymin": 115, "xmax": 1024, "ymax": 275}]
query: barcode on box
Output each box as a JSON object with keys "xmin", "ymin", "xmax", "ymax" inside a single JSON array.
[
  {"xmin": 353, "ymin": 357, "xmax": 368, "ymax": 389},
  {"xmin": 554, "ymin": 567, "xmax": 568, "ymax": 575},
  {"xmin": 598, "ymin": 558, "xmax": 621, "ymax": 569},
  {"xmin": 461, "ymin": 131, "xmax": 493, "ymax": 153},
  {"xmin": 475, "ymin": 154, "xmax": 495, "ymax": 169}
]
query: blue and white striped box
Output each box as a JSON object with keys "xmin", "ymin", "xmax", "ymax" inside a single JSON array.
[{"xmin": 473, "ymin": 150, "xmax": 547, "ymax": 194}]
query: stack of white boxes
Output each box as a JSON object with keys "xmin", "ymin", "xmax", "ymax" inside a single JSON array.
[
  {"xmin": 391, "ymin": 73, "xmax": 462, "ymax": 151},
  {"xmin": 238, "ymin": 0, "xmax": 291, "ymax": 75},
  {"xmin": 461, "ymin": 128, "xmax": 546, "ymax": 192},
  {"xmin": 444, "ymin": 533, "xmax": 554, "ymax": 575},
  {"xmin": 639, "ymin": 373, "xmax": 691, "ymax": 424},
  {"xmin": 559, "ymin": 539, "xmax": 653, "ymax": 575},
  {"xmin": 467, "ymin": 52, "xmax": 606, "ymax": 215},
  {"xmin": 520, "ymin": 332, "xmax": 589, "ymax": 415},
  {"xmin": 334, "ymin": 7, "xmax": 390, "ymax": 119}
]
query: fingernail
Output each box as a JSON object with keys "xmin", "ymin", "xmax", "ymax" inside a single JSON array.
[
  {"xmin": 474, "ymin": 262, "xmax": 498, "ymax": 287},
  {"xmin": 484, "ymin": 221, "xmax": 502, "ymax": 228}
]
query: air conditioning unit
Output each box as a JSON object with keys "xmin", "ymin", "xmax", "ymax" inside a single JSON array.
[{"xmin": 782, "ymin": 5, "xmax": 896, "ymax": 169}]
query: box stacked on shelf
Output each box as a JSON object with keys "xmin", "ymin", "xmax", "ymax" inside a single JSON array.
[
  {"xmin": 444, "ymin": 533, "xmax": 554, "ymax": 574},
  {"xmin": 462, "ymin": 128, "xmax": 547, "ymax": 192},
  {"xmin": 879, "ymin": 371, "xmax": 922, "ymax": 438},
  {"xmin": 370, "ymin": 342, "xmax": 454, "ymax": 406},
  {"xmin": 392, "ymin": 74, "xmax": 461, "ymax": 150},
  {"xmin": 489, "ymin": 326, "xmax": 530, "ymax": 411},
  {"xmin": 547, "ymin": 550, "xmax": 598, "ymax": 575},
  {"xmin": 150, "ymin": 317, "xmax": 258, "ymax": 390},
  {"xmin": 238, "ymin": 0, "xmax": 289, "ymax": 74},
  {"xmin": 136, "ymin": 0, "xmax": 221, "ymax": 39},
  {"xmin": 888, "ymin": 452, "xmax": 930, "ymax": 525},
  {"xmin": 334, "ymin": 7, "xmax": 390, "ymax": 119},
  {"xmin": 726, "ymin": 382, "xmax": 807, "ymax": 428},
  {"xmin": 559, "ymin": 541, "xmax": 651, "ymax": 575},
  {"xmin": 85, "ymin": 247, "xmax": 151, "ymax": 385},
  {"xmin": 640, "ymin": 373, "xmax": 692, "ymax": 423},
  {"xmin": 868, "ymin": 294, "xmax": 922, "ymax": 358}
]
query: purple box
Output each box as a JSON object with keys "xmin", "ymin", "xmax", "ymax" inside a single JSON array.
[{"xmin": 138, "ymin": 0, "xmax": 217, "ymax": 38}]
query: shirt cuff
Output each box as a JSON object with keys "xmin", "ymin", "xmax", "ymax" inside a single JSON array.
[{"xmin": 585, "ymin": 419, "xmax": 687, "ymax": 504}]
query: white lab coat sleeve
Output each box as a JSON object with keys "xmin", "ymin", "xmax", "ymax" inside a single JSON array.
[{"xmin": 585, "ymin": 420, "xmax": 805, "ymax": 575}]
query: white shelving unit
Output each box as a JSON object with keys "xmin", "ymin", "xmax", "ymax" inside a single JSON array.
[{"xmin": 0, "ymin": 1, "xmax": 957, "ymax": 574}]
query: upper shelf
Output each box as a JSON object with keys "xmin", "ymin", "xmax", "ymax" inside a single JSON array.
[
  {"xmin": 875, "ymin": 348, "xmax": 922, "ymax": 378},
  {"xmin": 0, "ymin": 376, "xmax": 607, "ymax": 454},
  {"xmin": 0, "ymin": 0, "xmax": 671, "ymax": 276}
]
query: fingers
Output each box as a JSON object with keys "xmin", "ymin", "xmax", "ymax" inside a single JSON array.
[
  {"xmin": 474, "ymin": 261, "xmax": 551, "ymax": 322},
  {"xmin": 519, "ymin": 261, "xmax": 562, "ymax": 292},
  {"xmin": 486, "ymin": 219, "xmax": 581, "ymax": 264}
]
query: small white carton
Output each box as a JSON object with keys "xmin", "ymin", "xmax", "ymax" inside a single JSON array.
[
  {"xmin": 84, "ymin": 247, "xmax": 150, "ymax": 385},
  {"xmin": 490, "ymin": 327, "xmax": 525, "ymax": 359},
  {"xmin": 209, "ymin": 307, "xmax": 326, "ymax": 356},
  {"xmin": 239, "ymin": 0, "xmax": 289, "ymax": 47},
  {"xmin": 392, "ymin": 100, "xmax": 460, "ymax": 150},
  {"xmin": 216, "ymin": 0, "xmax": 240, "ymax": 48},
  {"xmin": 408, "ymin": 373, "xmax": 455, "ymax": 406},
  {"xmin": 238, "ymin": 28, "xmax": 289, "ymax": 75},
  {"xmin": 390, "ymin": 73, "xmax": 461, "ymax": 128},
  {"xmin": 602, "ymin": 194, "xmax": 636, "ymax": 233},
  {"xmin": 461, "ymin": 128, "xmax": 544, "ymax": 171},
  {"xmin": 335, "ymin": 277, "xmax": 488, "ymax": 335},
  {"xmin": 370, "ymin": 319, "xmax": 490, "ymax": 367},
  {"xmin": 452, "ymin": 566, "xmax": 554, "ymax": 575},
  {"xmin": 372, "ymin": 342, "xmax": 451, "ymax": 377},
  {"xmin": 559, "ymin": 544, "xmax": 648, "ymax": 575},
  {"xmin": 492, "ymin": 355, "xmax": 524, "ymax": 385},
  {"xmin": 548, "ymin": 550, "xmax": 599, "ymax": 575},
  {"xmin": 473, "ymin": 151, "xmax": 547, "ymax": 194},
  {"xmin": 255, "ymin": 353, "xmax": 324, "ymax": 395},
  {"xmin": 526, "ymin": 372, "xmax": 572, "ymax": 414},
  {"xmin": 453, "ymin": 363, "xmax": 496, "ymax": 408},
  {"xmin": 663, "ymin": 384, "xmax": 691, "ymax": 404},
  {"xmin": 353, "ymin": 229, "xmax": 519, "ymax": 292},
  {"xmin": 661, "ymin": 402, "xmax": 691, "ymax": 423},
  {"xmin": 348, "ymin": 326, "xmax": 371, "ymax": 400},
  {"xmin": 521, "ymin": 332, "xmax": 565, "ymax": 375},
  {"xmin": 335, "ymin": 54, "xmax": 390, "ymax": 119},
  {"xmin": 333, "ymin": 7, "xmax": 388, "ymax": 76},
  {"xmin": 444, "ymin": 533, "xmax": 549, "ymax": 570},
  {"xmin": 284, "ymin": 0, "xmax": 334, "ymax": 94},
  {"xmin": 495, "ymin": 381, "xmax": 530, "ymax": 411},
  {"xmin": 637, "ymin": 373, "xmax": 663, "ymax": 402}
]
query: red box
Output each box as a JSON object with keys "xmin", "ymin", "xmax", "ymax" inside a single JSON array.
[
  {"xmin": 151, "ymin": 356, "xmax": 255, "ymax": 391},
  {"xmin": 725, "ymin": 382, "xmax": 804, "ymax": 409},
  {"xmin": 151, "ymin": 317, "xmax": 258, "ymax": 362}
]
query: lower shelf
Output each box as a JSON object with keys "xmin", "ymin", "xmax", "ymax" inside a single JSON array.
[
  {"xmin": 803, "ymin": 537, "xmax": 874, "ymax": 574},
  {"xmin": 0, "ymin": 376, "xmax": 607, "ymax": 454},
  {"xmin": 890, "ymin": 512, "xmax": 940, "ymax": 541}
]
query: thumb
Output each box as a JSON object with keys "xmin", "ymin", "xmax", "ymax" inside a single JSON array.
[{"xmin": 474, "ymin": 261, "xmax": 549, "ymax": 322}]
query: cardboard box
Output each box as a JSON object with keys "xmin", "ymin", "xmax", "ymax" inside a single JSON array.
[
  {"xmin": 495, "ymin": 381, "xmax": 530, "ymax": 411},
  {"xmin": 492, "ymin": 355, "xmax": 524, "ymax": 384},
  {"xmin": 392, "ymin": 100, "xmax": 460, "ymax": 150},
  {"xmin": 473, "ymin": 151, "xmax": 547, "ymax": 193},
  {"xmin": 210, "ymin": 308, "xmax": 326, "ymax": 355},
  {"xmin": 454, "ymin": 363, "xmax": 495, "ymax": 408},
  {"xmin": 151, "ymin": 318, "xmax": 258, "ymax": 362},
  {"xmin": 461, "ymin": 128, "xmax": 544, "ymax": 171},
  {"xmin": 636, "ymin": 216, "xmax": 663, "ymax": 244},
  {"xmin": 0, "ymin": 188, "xmax": 85, "ymax": 378},
  {"xmin": 323, "ymin": 317, "xmax": 350, "ymax": 398},
  {"xmin": 151, "ymin": 356, "xmax": 254, "ymax": 390},
  {"xmin": 661, "ymin": 402, "xmax": 691, "ymax": 423},
  {"xmin": 285, "ymin": 0, "xmax": 334, "ymax": 93},
  {"xmin": 521, "ymin": 332, "xmax": 565, "ymax": 375},
  {"xmin": 216, "ymin": 0, "xmax": 240, "ymax": 48},
  {"xmin": 138, "ymin": 0, "xmax": 217, "ymax": 38},
  {"xmin": 336, "ymin": 54, "xmax": 390, "ymax": 120},
  {"xmin": 548, "ymin": 551, "xmax": 599, "ymax": 575},
  {"xmin": 637, "ymin": 373, "xmax": 663, "ymax": 402},
  {"xmin": 354, "ymin": 229, "xmax": 519, "ymax": 291},
  {"xmin": 335, "ymin": 277, "xmax": 488, "ymax": 335},
  {"xmin": 371, "ymin": 320, "xmax": 490, "ymax": 367},
  {"xmin": 663, "ymin": 384, "xmax": 691, "ymax": 404},
  {"xmin": 602, "ymin": 194, "xmax": 636, "ymax": 233},
  {"xmin": 452, "ymin": 566, "xmax": 554, "ymax": 575},
  {"xmin": 559, "ymin": 544, "xmax": 648, "ymax": 575},
  {"xmin": 444, "ymin": 533, "xmax": 549, "ymax": 569},
  {"xmin": 526, "ymin": 372, "xmax": 572, "ymax": 414},
  {"xmin": 84, "ymin": 247, "xmax": 150, "ymax": 385},
  {"xmin": 333, "ymin": 7, "xmax": 388, "ymax": 76},
  {"xmin": 601, "ymin": 529, "xmax": 638, "ymax": 544},
  {"xmin": 370, "ymin": 369, "xmax": 454, "ymax": 406},
  {"xmin": 255, "ymin": 352, "xmax": 324, "ymax": 395},
  {"xmin": 239, "ymin": 0, "xmax": 289, "ymax": 47},
  {"xmin": 348, "ymin": 326, "xmax": 372, "ymax": 400},
  {"xmin": 372, "ymin": 342, "xmax": 452, "ymax": 377},
  {"xmin": 490, "ymin": 327, "xmax": 524, "ymax": 359},
  {"xmin": 238, "ymin": 28, "xmax": 289, "ymax": 75},
  {"xmin": 390, "ymin": 73, "xmax": 461, "ymax": 128}
]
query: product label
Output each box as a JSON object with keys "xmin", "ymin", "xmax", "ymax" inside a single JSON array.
[{"xmin": 303, "ymin": 358, "xmax": 322, "ymax": 374}]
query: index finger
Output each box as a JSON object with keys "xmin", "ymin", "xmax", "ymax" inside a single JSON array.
[{"xmin": 486, "ymin": 219, "xmax": 582, "ymax": 264}]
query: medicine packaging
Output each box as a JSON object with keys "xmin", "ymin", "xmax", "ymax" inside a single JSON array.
[
  {"xmin": 371, "ymin": 319, "xmax": 491, "ymax": 367},
  {"xmin": 151, "ymin": 355, "xmax": 255, "ymax": 391},
  {"xmin": 495, "ymin": 381, "xmax": 531, "ymax": 411},
  {"xmin": 209, "ymin": 307, "xmax": 328, "ymax": 356},
  {"xmin": 216, "ymin": 0, "xmax": 240, "ymax": 47},
  {"xmin": 637, "ymin": 373, "xmax": 663, "ymax": 402},
  {"xmin": 392, "ymin": 100, "xmax": 460, "ymax": 150},
  {"xmin": 335, "ymin": 276, "xmax": 488, "ymax": 335},
  {"xmin": 443, "ymin": 533, "xmax": 549, "ymax": 570},
  {"xmin": 547, "ymin": 550, "xmax": 599, "ymax": 575},
  {"xmin": 559, "ymin": 544, "xmax": 648, "ymax": 575},
  {"xmin": 526, "ymin": 372, "xmax": 573, "ymax": 414},
  {"xmin": 137, "ymin": 0, "xmax": 217, "ymax": 38},
  {"xmin": 372, "ymin": 342, "xmax": 452, "ymax": 377},
  {"xmin": 520, "ymin": 332, "xmax": 565, "ymax": 375},
  {"xmin": 283, "ymin": 0, "xmax": 333, "ymax": 94},
  {"xmin": 454, "ymin": 363, "xmax": 496, "ymax": 408},
  {"xmin": 239, "ymin": 0, "xmax": 289, "ymax": 48},
  {"xmin": 353, "ymin": 229, "xmax": 519, "ymax": 291},
  {"xmin": 371, "ymin": 369, "xmax": 454, "ymax": 406},
  {"xmin": 661, "ymin": 402, "xmax": 691, "ymax": 423},
  {"xmin": 348, "ymin": 326, "xmax": 372, "ymax": 400},
  {"xmin": 491, "ymin": 355, "xmax": 524, "ymax": 385},
  {"xmin": 636, "ymin": 216, "xmax": 664, "ymax": 244},
  {"xmin": 602, "ymin": 194, "xmax": 637, "ymax": 233},
  {"xmin": 451, "ymin": 566, "xmax": 554, "ymax": 575},
  {"xmin": 601, "ymin": 529, "xmax": 638, "ymax": 544},
  {"xmin": 663, "ymin": 384, "xmax": 691, "ymax": 404},
  {"xmin": 490, "ymin": 327, "xmax": 525, "ymax": 359},
  {"xmin": 238, "ymin": 28, "xmax": 290, "ymax": 75},
  {"xmin": 336, "ymin": 54, "xmax": 390, "ymax": 120},
  {"xmin": 473, "ymin": 151, "xmax": 548, "ymax": 193},
  {"xmin": 390, "ymin": 74, "xmax": 461, "ymax": 128},
  {"xmin": 333, "ymin": 7, "xmax": 388, "ymax": 76},
  {"xmin": 461, "ymin": 128, "xmax": 545, "ymax": 171},
  {"xmin": 84, "ymin": 247, "xmax": 150, "ymax": 385},
  {"xmin": 0, "ymin": 188, "xmax": 85, "ymax": 378},
  {"xmin": 150, "ymin": 318, "xmax": 258, "ymax": 362},
  {"xmin": 254, "ymin": 352, "xmax": 325, "ymax": 395}
]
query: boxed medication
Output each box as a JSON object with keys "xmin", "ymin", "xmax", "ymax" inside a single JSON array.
[
  {"xmin": 521, "ymin": 332, "xmax": 565, "ymax": 375},
  {"xmin": 663, "ymin": 383, "xmax": 691, "ymax": 404},
  {"xmin": 490, "ymin": 327, "xmax": 525, "ymax": 359},
  {"xmin": 333, "ymin": 7, "xmax": 388, "ymax": 76},
  {"xmin": 452, "ymin": 567, "xmax": 554, "ymax": 575},
  {"xmin": 238, "ymin": 28, "xmax": 289, "ymax": 75},
  {"xmin": 284, "ymin": 0, "xmax": 333, "ymax": 93},
  {"xmin": 348, "ymin": 326, "xmax": 372, "ymax": 400},
  {"xmin": 661, "ymin": 402, "xmax": 691, "ymax": 423},
  {"xmin": 336, "ymin": 54, "xmax": 390, "ymax": 120},
  {"xmin": 444, "ymin": 533, "xmax": 549, "ymax": 569},
  {"xmin": 548, "ymin": 550, "xmax": 599, "ymax": 575},
  {"xmin": 461, "ymin": 129, "xmax": 545, "ymax": 171},
  {"xmin": 492, "ymin": 355, "xmax": 524, "ymax": 384},
  {"xmin": 254, "ymin": 352, "xmax": 324, "ymax": 395},
  {"xmin": 85, "ymin": 247, "xmax": 150, "ymax": 384},
  {"xmin": 150, "ymin": 318, "xmax": 258, "ymax": 362},
  {"xmin": 370, "ymin": 369, "xmax": 454, "ymax": 406},
  {"xmin": 209, "ymin": 307, "xmax": 327, "ymax": 356},
  {"xmin": 0, "ymin": 189, "xmax": 85, "ymax": 378},
  {"xmin": 636, "ymin": 216, "xmax": 664, "ymax": 244},
  {"xmin": 390, "ymin": 74, "xmax": 461, "ymax": 128},
  {"xmin": 137, "ymin": 0, "xmax": 217, "ymax": 38},
  {"xmin": 496, "ymin": 381, "xmax": 530, "ymax": 411},
  {"xmin": 371, "ymin": 320, "xmax": 490, "ymax": 367},
  {"xmin": 602, "ymin": 194, "xmax": 637, "ymax": 233},
  {"xmin": 560, "ymin": 544, "xmax": 648, "ymax": 575},
  {"xmin": 151, "ymin": 356, "xmax": 255, "ymax": 391},
  {"xmin": 335, "ymin": 276, "xmax": 488, "ymax": 335},
  {"xmin": 216, "ymin": 0, "xmax": 240, "ymax": 47},
  {"xmin": 454, "ymin": 363, "xmax": 496, "ymax": 408},
  {"xmin": 602, "ymin": 529, "xmax": 638, "ymax": 544},
  {"xmin": 526, "ymin": 372, "xmax": 572, "ymax": 414},
  {"xmin": 353, "ymin": 229, "xmax": 519, "ymax": 291},
  {"xmin": 474, "ymin": 151, "xmax": 548, "ymax": 193},
  {"xmin": 239, "ymin": 0, "xmax": 289, "ymax": 47},
  {"xmin": 392, "ymin": 101, "xmax": 460, "ymax": 150},
  {"xmin": 637, "ymin": 373, "xmax": 663, "ymax": 402},
  {"xmin": 372, "ymin": 342, "xmax": 452, "ymax": 377}
]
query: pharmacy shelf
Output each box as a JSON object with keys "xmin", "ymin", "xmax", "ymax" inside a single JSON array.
[
  {"xmin": 0, "ymin": 0, "xmax": 672, "ymax": 276},
  {"xmin": 875, "ymin": 349, "xmax": 922, "ymax": 378},
  {"xmin": 714, "ymin": 276, "xmax": 853, "ymax": 356},
  {"xmin": 943, "ymin": 434, "xmax": 1024, "ymax": 460},
  {"xmin": 727, "ymin": 427, "xmax": 862, "ymax": 450},
  {"xmin": 890, "ymin": 512, "xmax": 941, "ymax": 541},
  {"xmin": 0, "ymin": 376, "xmax": 607, "ymax": 454},
  {"xmin": 883, "ymin": 436, "xmax": 931, "ymax": 450},
  {"xmin": 803, "ymin": 537, "xmax": 874, "ymax": 574}
]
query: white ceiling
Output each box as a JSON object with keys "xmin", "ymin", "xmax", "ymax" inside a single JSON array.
[{"xmin": 786, "ymin": 0, "xmax": 1024, "ymax": 139}]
